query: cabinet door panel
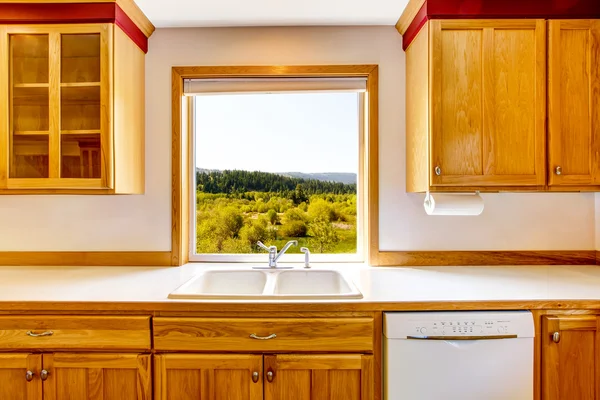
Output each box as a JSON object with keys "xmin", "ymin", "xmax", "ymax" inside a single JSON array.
[
  {"xmin": 154, "ymin": 354, "xmax": 263, "ymax": 400},
  {"xmin": 542, "ymin": 315, "xmax": 600, "ymax": 400},
  {"xmin": 431, "ymin": 20, "xmax": 546, "ymax": 187},
  {"xmin": 548, "ymin": 20, "xmax": 600, "ymax": 186},
  {"xmin": 264, "ymin": 354, "xmax": 373, "ymax": 400},
  {"xmin": 0, "ymin": 353, "xmax": 41, "ymax": 400},
  {"xmin": 43, "ymin": 353, "xmax": 151, "ymax": 400}
]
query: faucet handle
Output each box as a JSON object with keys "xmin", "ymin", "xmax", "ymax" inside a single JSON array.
[
  {"xmin": 257, "ymin": 241, "xmax": 276, "ymax": 253},
  {"xmin": 300, "ymin": 247, "xmax": 311, "ymax": 268}
]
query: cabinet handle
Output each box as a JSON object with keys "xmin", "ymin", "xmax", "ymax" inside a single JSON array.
[
  {"xmin": 26, "ymin": 331, "xmax": 53, "ymax": 337},
  {"xmin": 25, "ymin": 371, "xmax": 34, "ymax": 382},
  {"xmin": 555, "ymin": 166, "xmax": 562, "ymax": 176},
  {"xmin": 552, "ymin": 331, "xmax": 560, "ymax": 343},
  {"xmin": 434, "ymin": 166, "xmax": 441, "ymax": 176},
  {"xmin": 40, "ymin": 370, "xmax": 49, "ymax": 381},
  {"xmin": 266, "ymin": 370, "xmax": 274, "ymax": 383},
  {"xmin": 249, "ymin": 333, "xmax": 277, "ymax": 340},
  {"xmin": 252, "ymin": 371, "xmax": 259, "ymax": 383}
]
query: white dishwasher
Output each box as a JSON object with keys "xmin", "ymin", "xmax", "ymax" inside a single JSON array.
[{"xmin": 383, "ymin": 311, "xmax": 534, "ymax": 400}]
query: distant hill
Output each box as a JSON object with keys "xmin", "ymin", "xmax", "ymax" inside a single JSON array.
[
  {"xmin": 196, "ymin": 169, "xmax": 356, "ymax": 195},
  {"xmin": 197, "ymin": 169, "xmax": 356, "ymax": 185},
  {"xmin": 280, "ymin": 172, "xmax": 356, "ymax": 185}
]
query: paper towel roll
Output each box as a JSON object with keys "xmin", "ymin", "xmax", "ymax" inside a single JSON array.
[{"xmin": 423, "ymin": 193, "xmax": 484, "ymax": 216}]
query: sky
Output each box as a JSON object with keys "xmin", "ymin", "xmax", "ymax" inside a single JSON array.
[{"xmin": 194, "ymin": 92, "xmax": 359, "ymax": 174}]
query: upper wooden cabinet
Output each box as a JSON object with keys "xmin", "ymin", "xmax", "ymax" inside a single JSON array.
[
  {"xmin": 406, "ymin": 19, "xmax": 547, "ymax": 192},
  {"xmin": 548, "ymin": 20, "xmax": 600, "ymax": 187},
  {"xmin": 542, "ymin": 315, "xmax": 600, "ymax": 400},
  {"xmin": 0, "ymin": 1, "xmax": 153, "ymax": 194}
]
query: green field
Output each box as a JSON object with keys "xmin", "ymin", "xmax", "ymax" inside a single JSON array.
[{"xmin": 195, "ymin": 191, "xmax": 357, "ymax": 254}]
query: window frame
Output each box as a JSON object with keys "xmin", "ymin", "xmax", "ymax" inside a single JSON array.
[{"xmin": 171, "ymin": 65, "xmax": 379, "ymax": 266}]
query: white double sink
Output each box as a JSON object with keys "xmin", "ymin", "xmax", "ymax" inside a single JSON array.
[{"xmin": 169, "ymin": 268, "xmax": 362, "ymax": 300}]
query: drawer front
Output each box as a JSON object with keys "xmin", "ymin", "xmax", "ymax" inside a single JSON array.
[
  {"xmin": 0, "ymin": 316, "xmax": 151, "ymax": 350},
  {"xmin": 153, "ymin": 318, "xmax": 374, "ymax": 352}
]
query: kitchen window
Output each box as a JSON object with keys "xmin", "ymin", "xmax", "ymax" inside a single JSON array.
[{"xmin": 171, "ymin": 66, "xmax": 379, "ymax": 265}]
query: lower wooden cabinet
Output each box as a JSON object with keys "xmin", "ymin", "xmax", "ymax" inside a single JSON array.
[
  {"xmin": 154, "ymin": 353, "xmax": 374, "ymax": 400},
  {"xmin": 264, "ymin": 354, "xmax": 373, "ymax": 400},
  {"xmin": 0, "ymin": 353, "xmax": 41, "ymax": 400},
  {"xmin": 542, "ymin": 315, "xmax": 600, "ymax": 399},
  {"xmin": 0, "ymin": 352, "xmax": 150, "ymax": 400}
]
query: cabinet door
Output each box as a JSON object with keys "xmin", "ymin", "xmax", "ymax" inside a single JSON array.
[
  {"xmin": 542, "ymin": 315, "xmax": 600, "ymax": 400},
  {"xmin": 548, "ymin": 20, "xmax": 600, "ymax": 186},
  {"xmin": 43, "ymin": 353, "xmax": 151, "ymax": 400},
  {"xmin": 1, "ymin": 24, "xmax": 112, "ymax": 190},
  {"xmin": 154, "ymin": 354, "xmax": 263, "ymax": 400},
  {"xmin": 264, "ymin": 354, "xmax": 374, "ymax": 400},
  {"xmin": 0, "ymin": 353, "xmax": 41, "ymax": 400},
  {"xmin": 430, "ymin": 20, "xmax": 546, "ymax": 187}
]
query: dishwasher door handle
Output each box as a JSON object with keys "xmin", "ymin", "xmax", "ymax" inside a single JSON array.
[{"xmin": 407, "ymin": 334, "xmax": 518, "ymax": 340}]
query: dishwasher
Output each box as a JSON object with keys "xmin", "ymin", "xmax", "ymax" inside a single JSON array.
[{"xmin": 383, "ymin": 311, "xmax": 534, "ymax": 400}]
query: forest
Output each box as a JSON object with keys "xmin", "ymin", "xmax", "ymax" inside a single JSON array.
[{"xmin": 195, "ymin": 170, "xmax": 357, "ymax": 254}]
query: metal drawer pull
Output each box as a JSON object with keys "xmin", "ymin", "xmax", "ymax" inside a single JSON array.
[
  {"xmin": 25, "ymin": 371, "xmax": 34, "ymax": 382},
  {"xmin": 249, "ymin": 333, "xmax": 277, "ymax": 340},
  {"xmin": 40, "ymin": 370, "xmax": 49, "ymax": 381},
  {"xmin": 26, "ymin": 331, "xmax": 53, "ymax": 337},
  {"xmin": 552, "ymin": 332, "xmax": 561, "ymax": 343},
  {"xmin": 266, "ymin": 371, "xmax": 274, "ymax": 383},
  {"xmin": 252, "ymin": 371, "xmax": 259, "ymax": 383}
]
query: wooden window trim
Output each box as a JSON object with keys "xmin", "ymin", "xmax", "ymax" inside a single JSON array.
[{"xmin": 171, "ymin": 65, "xmax": 380, "ymax": 266}]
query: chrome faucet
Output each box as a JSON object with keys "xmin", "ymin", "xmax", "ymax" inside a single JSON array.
[{"xmin": 256, "ymin": 240, "xmax": 298, "ymax": 268}]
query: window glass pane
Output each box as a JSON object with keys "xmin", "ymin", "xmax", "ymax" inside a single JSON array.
[{"xmin": 194, "ymin": 92, "xmax": 359, "ymax": 255}]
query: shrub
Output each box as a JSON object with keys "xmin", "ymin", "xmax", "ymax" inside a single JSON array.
[{"xmin": 279, "ymin": 220, "xmax": 308, "ymax": 237}]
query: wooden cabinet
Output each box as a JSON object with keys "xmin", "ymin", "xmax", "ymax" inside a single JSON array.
[
  {"xmin": 0, "ymin": 353, "xmax": 41, "ymax": 400},
  {"xmin": 264, "ymin": 354, "xmax": 373, "ymax": 400},
  {"xmin": 0, "ymin": 3, "xmax": 152, "ymax": 194},
  {"xmin": 0, "ymin": 352, "xmax": 150, "ymax": 400},
  {"xmin": 407, "ymin": 19, "xmax": 547, "ymax": 192},
  {"xmin": 541, "ymin": 315, "xmax": 600, "ymax": 399},
  {"xmin": 154, "ymin": 354, "xmax": 374, "ymax": 400},
  {"xmin": 154, "ymin": 354, "xmax": 263, "ymax": 400},
  {"xmin": 548, "ymin": 20, "xmax": 600, "ymax": 187}
]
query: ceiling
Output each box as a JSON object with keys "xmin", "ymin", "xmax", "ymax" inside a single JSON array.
[{"xmin": 135, "ymin": 0, "xmax": 409, "ymax": 28}]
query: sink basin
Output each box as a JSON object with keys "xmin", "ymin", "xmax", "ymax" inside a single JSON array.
[
  {"xmin": 168, "ymin": 268, "xmax": 362, "ymax": 300},
  {"xmin": 169, "ymin": 270, "xmax": 267, "ymax": 299},
  {"xmin": 274, "ymin": 270, "xmax": 361, "ymax": 298}
]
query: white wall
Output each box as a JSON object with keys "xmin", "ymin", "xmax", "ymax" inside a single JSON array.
[{"xmin": 0, "ymin": 26, "xmax": 594, "ymax": 252}]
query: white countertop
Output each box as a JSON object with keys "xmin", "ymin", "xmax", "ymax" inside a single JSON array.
[{"xmin": 0, "ymin": 264, "xmax": 598, "ymax": 305}]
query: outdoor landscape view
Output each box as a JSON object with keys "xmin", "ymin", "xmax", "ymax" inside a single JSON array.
[{"xmin": 194, "ymin": 92, "xmax": 359, "ymax": 255}]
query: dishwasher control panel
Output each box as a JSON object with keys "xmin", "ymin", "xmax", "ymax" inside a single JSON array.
[{"xmin": 383, "ymin": 311, "xmax": 535, "ymax": 339}]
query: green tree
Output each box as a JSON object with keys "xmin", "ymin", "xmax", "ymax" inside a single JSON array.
[
  {"xmin": 308, "ymin": 198, "xmax": 336, "ymax": 222},
  {"xmin": 279, "ymin": 220, "xmax": 308, "ymax": 237},
  {"xmin": 266, "ymin": 209, "xmax": 279, "ymax": 225},
  {"xmin": 240, "ymin": 218, "xmax": 269, "ymax": 248},
  {"xmin": 309, "ymin": 217, "xmax": 340, "ymax": 253},
  {"xmin": 219, "ymin": 207, "xmax": 244, "ymax": 238}
]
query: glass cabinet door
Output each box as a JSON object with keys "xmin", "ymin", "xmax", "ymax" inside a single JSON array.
[
  {"xmin": 6, "ymin": 26, "xmax": 108, "ymax": 189},
  {"xmin": 9, "ymin": 34, "xmax": 50, "ymax": 179},
  {"xmin": 60, "ymin": 33, "xmax": 101, "ymax": 180}
]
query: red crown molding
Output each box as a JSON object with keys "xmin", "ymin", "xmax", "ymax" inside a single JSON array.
[
  {"xmin": 0, "ymin": 2, "xmax": 148, "ymax": 53},
  {"xmin": 402, "ymin": 0, "xmax": 600, "ymax": 50}
]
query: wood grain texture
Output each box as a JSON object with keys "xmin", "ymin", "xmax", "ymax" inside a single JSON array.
[
  {"xmin": 99, "ymin": 23, "xmax": 112, "ymax": 189},
  {"xmin": 44, "ymin": 353, "xmax": 151, "ymax": 400},
  {"xmin": 113, "ymin": 25, "xmax": 144, "ymax": 194},
  {"xmin": 376, "ymin": 250, "xmax": 596, "ymax": 266},
  {"xmin": 542, "ymin": 315, "xmax": 600, "ymax": 400},
  {"xmin": 0, "ymin": 251, "xmax": 171, "ymax": 266},
  {"xmin": 48, "ymin": 32, "xmax": 59, "ymax": 179},
  {"xmin": 0, "ymin": 316, "xmax": 150, "ymax": 350},
  {"xmin": 548, "ymin": 20, "xmax": 600, "ymax": 186},
  {"xmin": 395, "ymin": 0, "xmax": 426, "ymax": 35},
  {"xmin": 154, "ymin": 354, "xmax": 263, "ymax": 400},
  {"xmin": 0, "ymin": 353, "xmax": 41, "ymax": 400},
  {"xmin": 171, "ymin": 65, "xmax": 379, "ymax": 266},
  {"xmin": 0, "ymin": 26, "xmax": 8, "ymax": 188},
  {"xmin": 405, "ymin": 23, "xmax": 429, "ymax": 193},
  {"xmin": 264, "ymin": 354, "xmax": 373, "ymax": 400},
  {"xmin": 430, "ymin": 19, "xmax": 546, "ymax": 187},
  {"xmin": 153, "ymin": 317, "xmax": 374, "ymax": 353}
]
